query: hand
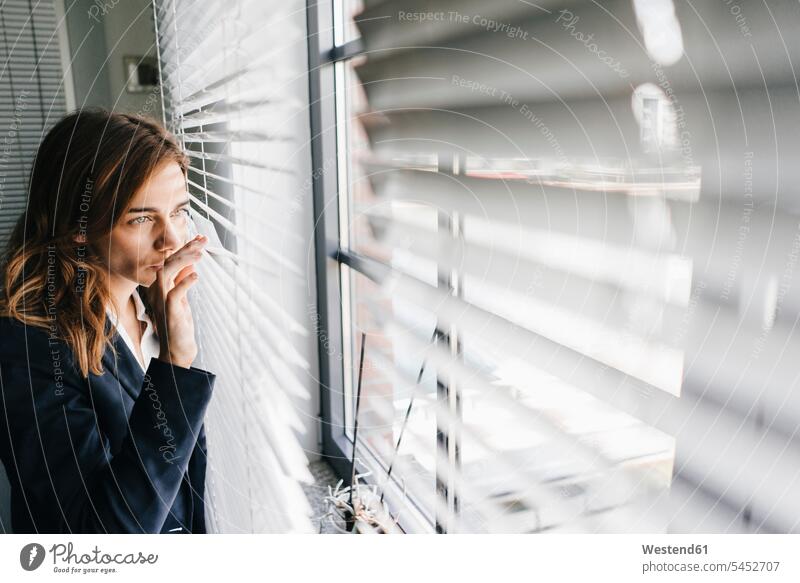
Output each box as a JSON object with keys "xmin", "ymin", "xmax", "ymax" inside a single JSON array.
[{"xmin": 149, "ymin": 234, "xmax": 206, "ymax": 369}]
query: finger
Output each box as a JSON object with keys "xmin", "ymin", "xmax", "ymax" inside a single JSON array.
[
  {"xmin": 165, "ymin": 235, "xmax": 206, "ymax": 269},
  {"xmin": 168, "ymin": 271, "xmax": 199, "ymax": 304},
  {"xmin": 173, "ymin": 264, "xmax": 196, "ymax": 288},
  {"xmin": 162, "ymin": 236, "xmax": 206, "ymax": 283}
]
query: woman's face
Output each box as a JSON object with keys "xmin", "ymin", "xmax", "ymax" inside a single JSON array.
[{"xmin": 97, "ymin": 161, "xmax": 190, "ymax": 287}]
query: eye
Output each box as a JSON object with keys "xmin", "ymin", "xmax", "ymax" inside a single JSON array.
[
  {"xmin": 172, "ymin": 207, "xmax": 191, "ymax": 219},
  {"xmin": 128, "ymin": 216, "xmax": 152, "ymax": 225}
]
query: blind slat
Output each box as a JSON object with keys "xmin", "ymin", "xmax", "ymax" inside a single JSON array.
[
  {"xmin": 350, "ymin": 0, "xmax": 800, "ymax": 533},
  {"xmin": 0, "ymin": 0, "xmax": 66, "ymax": 246}
]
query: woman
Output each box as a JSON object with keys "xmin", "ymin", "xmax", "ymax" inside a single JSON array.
[{"xmin": 0, "ymin": 109, "xmax": 214, "ymax": 533}]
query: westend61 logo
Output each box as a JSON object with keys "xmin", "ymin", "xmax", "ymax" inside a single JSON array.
[{"xmin": 19, "ymin": 542, "xmax": 158, "ymax": 574}]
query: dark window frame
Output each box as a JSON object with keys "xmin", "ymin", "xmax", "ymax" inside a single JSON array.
[{"xmin": 305, "ymin": 0, "xmax": 441, "ymax": 534}]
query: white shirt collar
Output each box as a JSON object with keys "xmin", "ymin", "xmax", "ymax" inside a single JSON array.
[
  {"xmin": 106, "ymin": 289, "xmax": 160, "ymax": 372},
  {"xmin": 131, "ymin": 286, "xmax": 148, "ymax": 320}
]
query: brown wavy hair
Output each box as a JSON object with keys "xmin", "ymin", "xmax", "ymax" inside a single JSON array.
[{"xmin": 0, "ymin": 108, "xmax": 188, "ymax": 377}]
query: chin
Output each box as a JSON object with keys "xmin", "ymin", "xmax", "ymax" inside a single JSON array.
[{"xmin": 138, "ymin": 271, "xmax": 158, "ymax": 287}]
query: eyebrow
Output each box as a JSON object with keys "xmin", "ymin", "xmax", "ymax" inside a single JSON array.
[{"xmin": 127, "ymin": 199, "xmax": 191, "ymax": 213}]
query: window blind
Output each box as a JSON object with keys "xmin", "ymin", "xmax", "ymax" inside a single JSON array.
[
  {"xmin": 0, "ymin": 0, "xmax": 67, "ymax": 532},
  {"xmin": 0, "ymin": 0, "xmax": 66, "ymax": 247},
  {"xmin": 345, "ymin": 0, "xmax": 800, "ymax": 532},
  {"xmin": 154, "ymin": 0, "xmax": 315, "ymax": 533}
]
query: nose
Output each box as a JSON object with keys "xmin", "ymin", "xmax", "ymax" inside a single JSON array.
[{"xmin": 155, "ymin": 219, "xmax": 182, "ymax": 254}]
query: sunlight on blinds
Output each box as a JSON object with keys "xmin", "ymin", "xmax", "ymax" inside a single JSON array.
[
  {"xmin": 154, "ymin": 0, "xmax": 315, "ymax": 533},
  {"xmin": 341, "ymin": 0, "xmax": 800, "ymax": 533}
]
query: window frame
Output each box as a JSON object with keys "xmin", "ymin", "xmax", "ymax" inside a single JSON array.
[{"xmin": 305, "ymin": 0, "xmax": 444, "ymax": 534}]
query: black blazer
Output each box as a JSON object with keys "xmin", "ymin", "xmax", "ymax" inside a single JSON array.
[{"xmin": 0, "ymin": 316, "xmax": 215, "ymax": 533}]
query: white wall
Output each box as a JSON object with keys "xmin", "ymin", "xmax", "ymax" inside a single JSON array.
[
  {"xmin": 99, "ymin": 0, "xmax": 162, "ymax": 118},
  {"xmin": 62, "ymin": 0, "xmax": 111, "ymax": 109},
  {"xmin": 60, "ymin": 0, "xmax": 161, "ymax": 118}
]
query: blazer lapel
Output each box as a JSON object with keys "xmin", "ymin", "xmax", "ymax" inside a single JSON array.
[
  {"xmin": 101, "ymin": 329, "xmax": 145, "ymax": 402},
  {"xmin": 104, "ymin": 287, "xmax": 159, "ymax": 402}
]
